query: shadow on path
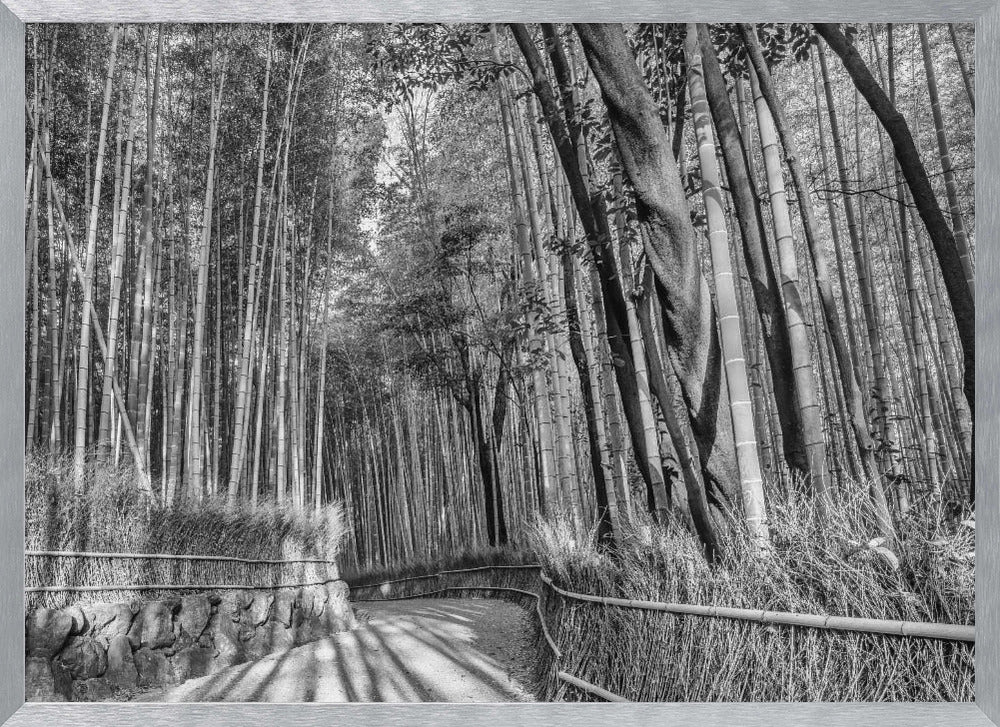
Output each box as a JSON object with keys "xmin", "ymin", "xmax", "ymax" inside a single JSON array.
[{"xmin": 136, "ymin": 598, "xmax": 536, "ymax": 703}]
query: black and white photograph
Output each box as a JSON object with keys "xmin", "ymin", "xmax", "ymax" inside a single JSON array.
[{"xmin": 22, "ymin": 21, "xmax": 975, "ymax": 703}]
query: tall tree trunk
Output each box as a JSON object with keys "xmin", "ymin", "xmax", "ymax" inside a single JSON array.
[
  {"xmin": 817, "ymin": 41, "xmax": 890, "ymax": 427},
  {"xmin": 685, "ymin": 24, "xmax": 768, "ymax": 545},
  {"xmin": 98, "ymin": 55, "xmax": 142, "ymax": 461},
  {"xmin": 574, "ymin": 24, "xmax": 737, "ymax": 547},
  {"xmin": 26, "ymin": 50, "xmax": 41, "ymax": 451},
  {"xmin": 696, "ymin": 24, "xmax": 817, "ymax": 482},
  {"xmin": 611, "ymin": 163, "xmax": 668, "ymax": 520},
  {"xmin": 494, "ymin": 30, "xmax": 560, "ymax": 514},
  {"xmin": 41, "ymin": 43, "xmax": 63, "ymax": 455},
  {"xmin": 509, "ymin": 86, "xmax": 577, "ymax": 521},
  {"xmin": 814, "ymin": 23, "xmax": 974, "ymax": 419},
  {"xmin": 313, "ymin": 183, "xmax": 335, "ymax": 512},
  {"xmin": 919, "ymin": 24, "xmax": 972, "ymax": 301},
  {"xmin": 275, "ymin": 220, "xmax": 289, "ymax": 506},
  {"xmin": 73, "ymin": 26, "xmax": 121, "ymax": 488},
  {"xmin": 26, "ymin": 144, "xmax": 40, "ymax": 451},
  {"xmin": 32, "ymin": 116, "xmax": 150, "ymax": 492},
  {"xmin": 563, "ymin": 250, "xmax": 615, "ymax": 544},
  {"xmin": 469, "ymin": 383, "xmax": 508, "ymax": 547},
  {"xmin": 227, "ymin": 30, "xmax": 276, "ymax": 502},
  {"xmin": 948, "ymin": 24, "xmax": 975, "ymax": 113},
  {"xmin": 186, "ymin": 42, "xmax": 226, "ymax": 500},
  {"xmin": 134, "ymin": 27, "xmax": 164, "ymax": 470},
  {"xmin": 742, "ymin": 24, "xmax": 895, "ymax": 539},
  {"xmin": 510, "ymin": 24, "xmax": 664, "ymax": 504},
  {"xmin": 250, "ymin": 223, "xmax": 280, "ymax": 506}
]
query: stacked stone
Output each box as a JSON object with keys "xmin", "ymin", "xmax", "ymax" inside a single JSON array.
[{"xmin": 25, "ymin": 580, "xmax": 357, "ymax": 701}]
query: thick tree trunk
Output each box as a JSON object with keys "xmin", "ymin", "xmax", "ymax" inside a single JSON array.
[{"xmin": 574, "ymin": 24, "xmax": 738, "ymax": 532}]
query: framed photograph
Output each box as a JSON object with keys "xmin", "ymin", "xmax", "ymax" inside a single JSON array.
[{"xmin": 1, "ymin": 1, "xmax": 997, "ymax": 726}]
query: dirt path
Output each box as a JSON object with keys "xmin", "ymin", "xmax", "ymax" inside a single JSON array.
[{"xmin": 136, "ymin": 598, "xmax": 538, "ymax": 703}]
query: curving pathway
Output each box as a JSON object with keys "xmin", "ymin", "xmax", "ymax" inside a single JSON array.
[{"xmin": 135, "ymin": 598, "xmax": 538, "ymax": 702}]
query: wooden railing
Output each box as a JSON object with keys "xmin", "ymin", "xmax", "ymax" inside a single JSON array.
[
  {"xmin": 25, "ymin": 549, "xmax": 340, "ymax": 565},
  {"xmin": 348, "ymin": 562, "xmax": 976, "ymax": 702},
  {"xmin": 24, "ymin": 548, "xmax": 341, "ymax": 594},
  {"xmin": 24, "ymin": 553, "xmax": 974, "ymax": 702}
]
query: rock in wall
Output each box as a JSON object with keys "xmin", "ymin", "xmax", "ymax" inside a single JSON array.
[{"xmin": 24, "ymin": 580, "xmax": 358, "ymax": 702}]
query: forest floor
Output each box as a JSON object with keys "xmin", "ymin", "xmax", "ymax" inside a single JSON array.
[{"xmin": 134, "ymin": 598, "xmax": 538, "ymax": 702}]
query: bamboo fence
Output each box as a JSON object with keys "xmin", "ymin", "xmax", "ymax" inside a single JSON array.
[
  {"xmin": 24, "ymin": 555, "xmax": 974, "ymax": 701},
  {"xmin": 348, "ymin": 562, "xmax": 975, "ymax": 701}
]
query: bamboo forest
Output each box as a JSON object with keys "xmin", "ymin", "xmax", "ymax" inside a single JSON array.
[{"xmin": 24, "ymin": 23, "xmax": 976, "ymax": 703}]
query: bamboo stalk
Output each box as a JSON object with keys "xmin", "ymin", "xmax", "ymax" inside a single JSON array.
[
  {"xmin": 28, "ymin": 106, "xmax": 151, "ymax": 493},
  {"xmin": 351, "ymin": 564, "xmax": 973, "ymax": 643},
  {"xmin": 556, "ymin": 671, "xmax": 629, "ymax": 703},
  {"xmin": 686, "ymin": 24, "xmax": 768, "ymax": 543},
  {"xmin": 438, "ymin": 564, "xmax": 542, "ymax": 575},
  {"xmin": 540, "ymin": 572, "xmax": 973, "ymax": 643}
]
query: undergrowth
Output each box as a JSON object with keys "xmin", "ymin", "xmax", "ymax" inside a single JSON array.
[
  {"xmin": 530, "ymin": 484, "xmax": 974, "ymax": 701},
  {"xmin": 25, "ymin": 453, "xmax": 348, "ymax": 611},
  {"xmin": 347, "ymin": 481, "xmax": 974, "ymax": 702}
]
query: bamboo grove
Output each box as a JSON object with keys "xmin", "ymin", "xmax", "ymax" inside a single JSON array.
[{"xmin": 24, "ymin": 23, "xmax": 975, "ymax": 570}]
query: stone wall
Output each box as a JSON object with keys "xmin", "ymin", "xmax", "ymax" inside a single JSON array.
[{"xmin": 25, "ymin": 580, "xmax": 357, "ymax": 701}]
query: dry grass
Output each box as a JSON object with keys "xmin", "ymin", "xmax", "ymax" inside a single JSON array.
[
  {"xmin": 239, "ymin": 472, "xmax": 976, "ymax": 703},
  {"xmin": 529, "ymin": 484, "xmax": 974, "ymax": 702},
  {"xmin": 25, "ymin": 453, "xmax": 349, "ymax": 611}
]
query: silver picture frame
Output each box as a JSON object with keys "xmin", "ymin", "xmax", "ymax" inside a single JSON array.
[{"xmin": 0, "ymin": 1, "xmax": 996, "ymax": 724}]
